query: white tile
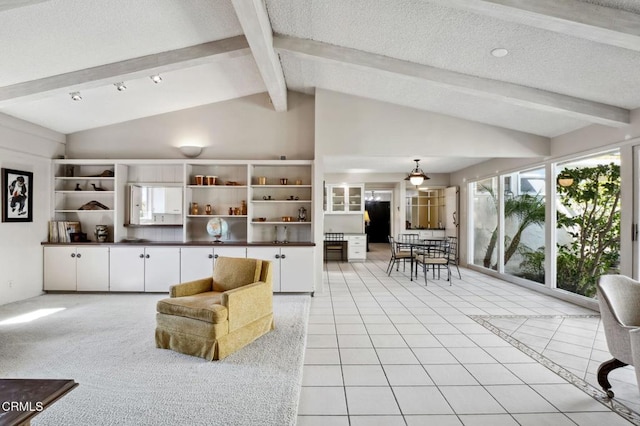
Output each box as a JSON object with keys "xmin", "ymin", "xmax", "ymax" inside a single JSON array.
[
  {"xmin": 306, "ymin": 334, "xmax": 338, "ymax": 348},
  {"xmin": 298, "ymin": 387, "xmax": 347, "ymax": 415},
  {"xmin": 340, "ymin": 348, "xmax": 380, "ymax": 365},
  {"xmin": 334, "ymin": 315, "xmax": 364, "ymax": 324},
  {"xmin": 338, "ymin": 334, "xmax": 373, "ymax": 348},
  {"xmin": 365, "ymin": 324, "xmax": 399, "ymax": 334},
  {"xmin": 396, "ymin": 323, "xmax": 430, "ymax": 334},
  {"xmin": 376, "ymin": 348, "xmax": 420, "ymax": 364},
  {"xmin": 531, "ymin": 384, "xmax": 609, "ymax": 412},
  {"xmin": 413, "ymin": 348, "xmax": 459, "ymax": 364},
  {"xmin": 403, "ymin": 334, "xmax": 443, "ymax": 348},
  {"xmin": 370, "ymin": 334, "xmax": 408, "ymax": 348},
  {"xmin": 448, "ymin": 347, "xmax": 498, "ymax": 364},
  {"xmin": 309, "ymin": 314, "xmax": 336, "ymax": 324},
  {"xmin": 361, "ymin": 315, "xmax": 392, "ymax": 324},
  {"xmin": 423, "ymin": 364, "xmax": 479, "ymax": 385},
  {"xmin": 342, "ymin": 365, "xmax": 388, "ymax": 386},
  {"xmin": 345, "ymin": 387, "xmax": 401, "ymax": 415},
  {"xmin": 304, "ymin": 348, "xmax": 341, "ymax": 365},
  {"xmin": 393, "ymin": 386, "xmax": 455, "ymax": 415},
  {"xmin": 485, "ymin": 385, "xmax": 558, "ymax": 413},
  {"xmin": 467, "ymin": 334, "xmax": 512, "ymax": 347},
  {"xmin": 296, "ymin": 416, "xmax": 349, "ymax": 426},
  {"xmin": 336, "ymin": 324, "xmax": 369, "ymax": 334},
  {"xmin": 308, "ymin": 324, "xmax": 336, "ymax": 334},
  {"xmin": 302, "ymin": 365, "xmax": 343, "ymax": 386},
  {"xmin": 464, "ymin": 364, "xmax": 523, "ymax": 385},
  {"xmin": 566, "ymin": 412, "xmax": 636, "ymax": 426},
  {"xmin": 511, "ymin": 413, "xmax": 576, "ymax": 426},
  {"xmin": 383, "ymin": 364, "xmax": 433, "ymax": 386},
  {"xmin": 435, "ymin": 334, "xmax": 478, "ymax": 347},
  {"xmin": 405, "ymin": 415, "xmax": 463, "ymax": 425},
  {"xmin": 439, "ymin": 386, "xmax": 505, "ymax": 414},
  {"xmin": 349, "ymin": 416, "xmax": 406, "ymax": 426},
  {"xmin": 457, "ymin": 414, "xmax": 519, "ymax": 426},
  {"xmin": 424, "ymin": 323, "xmax": 461, "ymax": 334},
  {"xmin": 483, "ymin": 347, "xmax": 536, "ymax": 363},
  {"xmin": 504, "ymin": 363, "xmax": 566, "ymax": 384}
]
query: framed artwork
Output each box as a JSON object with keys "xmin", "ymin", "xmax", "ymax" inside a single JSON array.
[{"xmin": 2, "ymin": 168, "xmax": 33, "ymax": 222}]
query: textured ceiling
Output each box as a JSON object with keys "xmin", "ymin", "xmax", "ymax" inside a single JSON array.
[{"xmin": 0, "ymin": 0, "xmax": 639, "ymax": 174}]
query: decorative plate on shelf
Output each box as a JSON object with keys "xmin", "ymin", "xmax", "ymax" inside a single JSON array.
[{"xmin": 206, "ymin": 218, "xmax": 228, "ymax": 242}]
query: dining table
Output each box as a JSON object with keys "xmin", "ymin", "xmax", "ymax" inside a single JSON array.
[{"xmin": 398, "ymin": 238, "xmax": 449, "ymax": 281}]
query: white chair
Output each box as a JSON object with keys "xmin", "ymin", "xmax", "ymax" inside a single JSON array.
[{"xmin": 596, "ymin": 274, "xmax": 640, "ymax": 397}]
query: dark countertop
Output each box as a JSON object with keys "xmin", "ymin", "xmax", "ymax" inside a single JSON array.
[{"xmin": 42, "ymin": 241, "xmax": 316, "ymax": 247}]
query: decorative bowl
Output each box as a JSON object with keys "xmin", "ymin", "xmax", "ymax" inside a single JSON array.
[{"xmin": 254, "ymin": 217, "xmax": 267, "ymax": 222}]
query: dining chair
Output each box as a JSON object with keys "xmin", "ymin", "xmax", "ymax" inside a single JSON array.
[
  {"xmin": 386, "ymin": 236, "xmax": 412, "ymax": 275},
  {"xmin": 413, "ymin": 239, "xmax": 451, "ymax": 285},
  {"xmin": 447, "ymin": 236, "xmax": 462, "ymax": 279},
  {"xmin": 324, "ymin": 232, "xmax": 345, "ymax": 261}
]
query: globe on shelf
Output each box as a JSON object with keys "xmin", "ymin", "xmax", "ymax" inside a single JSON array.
[{"xmin": 206, "ymin": 218, "xmax": 228, "ymax": 243}]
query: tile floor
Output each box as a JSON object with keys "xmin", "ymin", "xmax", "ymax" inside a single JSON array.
[{"xmin": 297, "ymin": 243, "xmax": 638, "ymax": 426}]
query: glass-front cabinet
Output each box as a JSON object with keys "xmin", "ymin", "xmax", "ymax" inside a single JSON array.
[{"xmin": 326, "ymin": 184, "xmax": 364, "ymax": 214}]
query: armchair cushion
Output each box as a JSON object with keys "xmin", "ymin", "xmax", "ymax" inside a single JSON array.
[
  {"xmin": 157, "ymin": 291, "xmax": 227, "ymax": 323},
  {"xmin": 156, "ymin": 257, "xmax": 273, "ymax": 360},
  {"xmin": 212, "ymin": 257, "xmax": 262, "ymax": 292}
]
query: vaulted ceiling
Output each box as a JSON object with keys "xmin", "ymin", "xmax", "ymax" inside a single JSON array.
[{"xmin": 1, "ymin": 0, "xmax": 639, "ymax": 172}]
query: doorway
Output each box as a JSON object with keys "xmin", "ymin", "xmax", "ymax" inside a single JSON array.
[{"xmin": 365, "ymin": 200, "xmax": 391, "ymax": 243}]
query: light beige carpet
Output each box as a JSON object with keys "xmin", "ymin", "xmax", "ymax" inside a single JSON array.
[{"xmin": 0, "ymin": 293, "xmax": 310, "ymax": 426}]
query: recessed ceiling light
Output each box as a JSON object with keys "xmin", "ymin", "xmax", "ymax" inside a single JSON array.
[
  {"xmin": 150, "ymin": 74, "xmax": 163, "ymax": 84},
  {"xmin": 114, "ymin": 82, "xmax": 127, "ymax": 91},
  {"xmin": 70, "ymin": 92, "xmax": 82, "ymax": 101},
  {"xmin": 491, "ymin": 48, "xmax": 509, "ymax": 58}
]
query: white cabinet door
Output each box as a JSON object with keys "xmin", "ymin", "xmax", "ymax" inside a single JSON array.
[
  {"xmin": 246, "ymin": 247, "xmax": 281, "ymax": 292},
  {"xmin": 109, "ymin": 247, "xmax": 145, "ymax": 292},
  {"xmin": 180, "ymin": 247, "xmax": 214, "ymax": 282},
  {"xmin": 144, "ymin": 247, "xmax": 181, "ymax": 293},
  {"xmin": 280, "ymin": 247, "xmax": 313, "ymax": 292},
  {"xmin": 44, "ymin": 246, "xmax": 77, "ymax": 291},
  {"xmin": 76, "ymin": 247, "xmax": 109, "ymax": 291},
  {"xmin": 347, "ymin": 235, "xmax": 366, "ymax": 261},
  {"xmin": 214, "ymin": 247, "xmax": 247, "ymax": 264}
]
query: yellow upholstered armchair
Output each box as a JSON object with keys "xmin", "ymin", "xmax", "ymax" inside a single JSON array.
[{"xmin": 155, "ymin": 257, "xmax": 274, "ymax": 360}]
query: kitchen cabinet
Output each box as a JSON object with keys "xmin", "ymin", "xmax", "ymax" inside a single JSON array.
[
  {"xmin": 345, "ymin": 234, "xmax": 367, "ymax": 262},
  {"xmin": 44, "ymin": 246, "xmax": 109, "ymax": 291},
  {"xmin": 326, "ymin": 184, "xmax": 364, "ymax": 214},
  {"xmin": 179, "ymin": 246, "xmax": 247, "ymax": 282},
  {"xmin": 246, "ymin": 246, "xmax": 314, "ymax": 293},
  {"xmin": 109, "ymin": 246, "xmax": 180, "ymax": 292}
]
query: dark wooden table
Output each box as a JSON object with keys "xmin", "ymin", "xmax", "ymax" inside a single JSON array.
[{"xmin": 0, "ymin": 379, "xmax": 78, "ymax": 426}]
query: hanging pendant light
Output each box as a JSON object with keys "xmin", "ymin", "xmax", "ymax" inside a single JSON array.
[{"xmin": 404, "ymin": 159, "xmax": 430, "ymax": 186}]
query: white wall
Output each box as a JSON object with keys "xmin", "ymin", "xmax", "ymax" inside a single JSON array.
[
  {"xmin": 0, "ymin": 113, "xmax": 65, "ymax": 306},
  {"xmin": 315, "ymin": 89, "xmax": 550, "ymax": 159},
  {"xmin": 66, "ymin": 92, "xmax": 315, "ymax": 160}
]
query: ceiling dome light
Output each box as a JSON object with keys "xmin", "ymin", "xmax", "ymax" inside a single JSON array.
[
  {"xmin": 150, "ymin": 74, "xmax": 163, "ymax": 84},
  {"xmin": 70, "ymin": 92, "xmax": 82, "ymax": 101},
  {"xmin": 404, "ymin": 159, "xmax": 430, "ymax": 186},
  {"xmin": 114, "ymin": 82, "xmax": 127, "ymax": 92},
  {"xmin": 491, "ymin": 48, "xmax": 509, "ymax": 58}
]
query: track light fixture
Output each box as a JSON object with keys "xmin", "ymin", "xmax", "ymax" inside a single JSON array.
[
  {"xmin": 150, "ymin": 74, "xmax": 163, "ymax": 84},
  {"xmin": 114, "ymin": 82, "xmax": 127, "ymax": 92},
  {"xmin": 70, "ymin": 92, "xmax": 82, "ymax": 101},
  {"xmin": 404, "ymin": 159, "xmax": 430, "ymax": 186}
]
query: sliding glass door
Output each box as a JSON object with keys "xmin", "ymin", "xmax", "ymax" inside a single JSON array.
[{"xmin": 554, "ymin": 151, "xmax": 620, "ymax": 298}]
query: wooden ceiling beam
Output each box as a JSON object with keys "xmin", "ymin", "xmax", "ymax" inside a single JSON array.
[
  {"xmin": 274, "ymin": 35, "xmax": 630, "ymax": 127},
  {"xmin": 0, "ymin": 36, "xmax": 251, "ymax": 107},
  {"xmin": 231, "ymin": 0, "xmax": 287, "ymax": 111},
  {"xmin": 433, "ymin": 0, "xmax": 640, "ymax": 52}
]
